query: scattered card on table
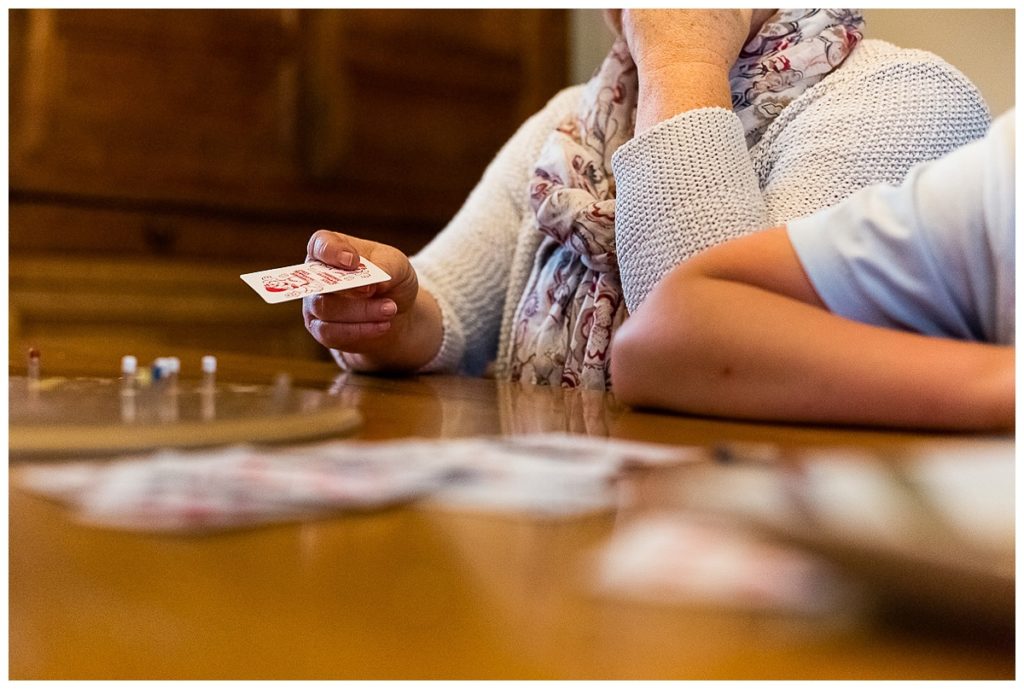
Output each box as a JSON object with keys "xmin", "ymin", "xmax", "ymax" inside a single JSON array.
[{"xmin": 240, "ymin": 258, "xmax": 391, "ymax": 304}]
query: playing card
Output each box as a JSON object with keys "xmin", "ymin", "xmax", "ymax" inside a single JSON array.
[
  {"xmin": 240, "ymin": 258, "xmax": 391, "ymax": 304},
  {"xmin": 420, "ymin": 434, "xmax": 704, "ymax": 518},
  {"xmin": 496, "ymin": 432, "xmax": 706, "ymax": 468},
  {"xmin": 592, "ymin": 513, "xmax": 852, "ymax": 616},
  {"xmin": 16, "ymin": 443, "xmax": 462, "ymax": 533},
  {"xmin": 13, "ymin": 433, "xmax": 709, "ymax": 531}
]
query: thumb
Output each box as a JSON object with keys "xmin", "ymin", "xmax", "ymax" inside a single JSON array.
[{"xmin": 306, "ymin": 229, "xmax": 360, "ymax": 270}]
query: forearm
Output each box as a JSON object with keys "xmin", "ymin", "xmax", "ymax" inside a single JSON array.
[
  {"xmin": 612, "ymin": 109, "xmax": 767, "ymax": 313},
  {"xmin": 635, "ymin": 62, "xmax": 732, "ymax": 133},
  {"xmin": 335, "ymin": 288, "xmax": 444, "ymax": 373},
  {"xmin": 612, "ymin": 271, "xmax": 1014, "ymax": 431},
  {"xmin": 621, "ymin": 8, "xmax": 750, "ymax": 133},
  {"xmin": 612, "ymin": 22, "xmax": 763, "ymax": 314}
]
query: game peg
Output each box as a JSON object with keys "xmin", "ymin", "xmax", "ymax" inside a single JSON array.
[
  {"xmin": 272, "ymin": 372, "xmax": 292, "ymax": 407},
  {"xmin": 273, "ymin": 372, "xmax": 293, "ymax": 394},
  {"xmin": 121, "ymin": 355, "xmax": 138, "ymax": 381},
  {"xmin": 121, "ymin": 354, "xmax": 138, "ymax": 376},
  {"xmin": 152, "ymin": 357, "xmax": 178, "ymax": 384},
  {"xmin": 156, "ymin": 360, "xmax": 180, "ymax": 420},
  {"xmin": 27, "ymin": 348, "xmax": 40, "ymax": 381},
  {"xmin": 201, "ymin": 355, "xmax": 217, "ymax": 384},
  {"xmin": 165, "ymin": 357, "xmax": 182, "ymax": 399},
  {"xmin": 121, "ymin": 355, "xmax": 139, "ymax": 395},
  {"xmin": 200, "ymin": 355, "xmax": 218, "ymax": 420},
  {"xmin": 151, "ymin": 358, "xmax": 167, "ymax": 381}
]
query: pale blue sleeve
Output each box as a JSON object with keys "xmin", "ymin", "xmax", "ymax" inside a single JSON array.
[{"xmin": 787, "ymin": 110, "xmax": 1015, "ymax": 345}]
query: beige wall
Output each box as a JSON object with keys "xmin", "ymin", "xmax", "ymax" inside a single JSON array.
[
  {"xmin": 570, "ymin": 9, "xmax": 1014, "ymax": 115},
  {"xmin": 863, "ymin": 9, "xmax": 1013, "ymax": 115}
]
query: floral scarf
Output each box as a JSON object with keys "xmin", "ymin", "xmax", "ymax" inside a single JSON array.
[{"xmin": 509, "ymin": 9, "xmax": 864, "ymax": 389}]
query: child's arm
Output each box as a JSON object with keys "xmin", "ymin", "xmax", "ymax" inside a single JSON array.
[{"xmin": 610, "ymin": 226, "xmax": 1014, "ymax": 431}]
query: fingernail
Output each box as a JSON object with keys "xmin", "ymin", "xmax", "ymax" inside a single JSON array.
[
  {"xmin": 339, "ymin": 251, "xmax": 355, "ymax": 268},
  {"xmin": 380, "ymin": 300, "xmax": 397, "ymax": 317}
]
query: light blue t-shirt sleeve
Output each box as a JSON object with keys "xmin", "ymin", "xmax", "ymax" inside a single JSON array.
[{"xmin": 787, "ymin": 110, "xmax": 1015, "ymax": 345}]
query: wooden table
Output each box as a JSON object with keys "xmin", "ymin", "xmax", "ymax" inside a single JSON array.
[{"xmin": 8, "ymin": 349, "xmax": 1015, "ymax": 679}]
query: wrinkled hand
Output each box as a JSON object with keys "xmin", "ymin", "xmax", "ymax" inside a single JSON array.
[
  {"xmin": 611, "ymin": 9, "xmax": 757, "ymax": 132},
  {"xmin": 302, "ymin": 229, "xmax": 418, "ymax": 353},
  {"xmin": 619, "ymin": 9, "xmax": 753, "ymax": 74}
]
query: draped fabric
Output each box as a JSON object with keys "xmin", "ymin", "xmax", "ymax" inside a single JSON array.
[{"xmin": 509, "ymin": 9, "xmax": 864, "ymax": 389}]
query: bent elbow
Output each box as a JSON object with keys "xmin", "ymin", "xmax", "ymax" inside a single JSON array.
[
  {"xmin": 611, "ymin": 264, "xmax": 716, "ymax": 410},
  {"xmin": 610, "ymin": 318, "xmax": 658, "ymax": 407},
  {"xmin": 606, "ymin": 311, "xmax": 679, "ymax": 409},
  {"xmin": 611, "ymin": 276, "xmax": 711, "ymax": 411}
]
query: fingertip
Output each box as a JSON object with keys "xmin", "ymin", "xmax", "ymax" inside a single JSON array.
[
  {"xmin": 306, "ymin": 293, "xmax": 325, "ymax": 318},
  {"xmin": 307, "ymin": 230, "xmax": 331, "ymax": 260}
]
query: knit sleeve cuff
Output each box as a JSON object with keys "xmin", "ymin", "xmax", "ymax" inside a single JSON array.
[
  {"xmin": 326, "ymin": 263, "xmax": 466, "ymax": 375},
  {"xmin": 612, "ymin": 107, "xmax": 766, "ymax": 313},
  {"xmin": 410, "ymin": 261, "xmax": 467, "ymax": 374}
]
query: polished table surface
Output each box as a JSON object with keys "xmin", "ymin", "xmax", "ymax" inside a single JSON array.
[{"xmin": 8, "ymin": 347, "xmax": 1015, "ymax": 679}]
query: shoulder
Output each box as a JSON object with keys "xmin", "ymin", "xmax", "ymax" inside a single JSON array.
[
  {"xmin": 839, "ymin": 38, "xmax": 973, "ymax": 74},
  {"xmin": 833, "ymin": 39, "xmax": 987, "ymax": 99},
  {"xmin": 495, "ymin": 84, "xmax": 583, "ymax": 175},
  {"xmin": 781, "ymin": 39, "xmax": 990, "ymax": 126},
  {"xmin": 756, "ymin": 39, "xmax": 991, "ymax": 181}
]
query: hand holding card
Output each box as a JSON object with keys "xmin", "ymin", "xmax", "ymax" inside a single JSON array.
[
  {"xmin": 241, "ymin": 258, "xmax": 391, "ymax": 304},
  {"xmin": 296, "ymin": 230, "xmax": 445, "ymax": 372}
]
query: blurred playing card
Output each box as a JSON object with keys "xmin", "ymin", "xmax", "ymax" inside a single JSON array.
[
  {"xmin": 14, "ymin": 433, "xmax": 707, "ymax": 531},
  {"xmin": 900, "ymin": 443, "xmax": 1013, "ymax": 555},
  {"xmin": 423, "ymin": 434, "xmax": 706, "ymax": 518},
  {"xmin": 496, "ymin": 432, "xmax": 706, "ymax": 468},
  {"xmin": 17, "ymin": 444, "xmax": 461, "ymax": 533},
  {"xmin": 240, "ymin": 258, "xmax": 390, "ymax": 304},
  {"xmin": 424, "ymin": 446, "xmax": 618, "ymax": 517},
  {"xmin": 593, "ymin": 513, "xmax": 854, "ymax": 616}
]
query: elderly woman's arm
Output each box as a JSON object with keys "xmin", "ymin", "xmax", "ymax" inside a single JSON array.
[
  {"xmin": 612, "ymin": 12, "xmax": 990, "ymax": 314},
  {"xmin": 616, "ymin": 10, "xmax": 755, "ymax": 131},
  {"xmin": 610, "ymin": 227, "xmax": 1014, "ymax": 431},
  {"xmin": 305, "ymin": 86, "xmax": 583, "ymax": 375}
]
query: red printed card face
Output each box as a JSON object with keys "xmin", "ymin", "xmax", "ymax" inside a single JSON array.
[{"xmin": 240, "ymin": 259, "xmax": 390, "ymax": 304}]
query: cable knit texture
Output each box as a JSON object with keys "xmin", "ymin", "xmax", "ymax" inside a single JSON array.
[{"xmin": 407, "ymin": 39, "xmax": 990, "ymax": 377}]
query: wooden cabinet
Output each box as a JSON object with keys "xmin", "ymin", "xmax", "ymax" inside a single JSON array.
[{"xmin": 9, "ymin": 9, "xmax": 569, "ymax": 361}]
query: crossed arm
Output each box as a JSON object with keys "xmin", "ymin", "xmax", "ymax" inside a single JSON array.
[{"xmin": 609, "ymin": 227, "xmax": 1014, "ymax": 431}]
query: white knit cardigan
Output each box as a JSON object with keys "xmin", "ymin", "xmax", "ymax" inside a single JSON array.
[{"xmin": 403, "ymin": 39, "xmax": 991, "ymax": 378}]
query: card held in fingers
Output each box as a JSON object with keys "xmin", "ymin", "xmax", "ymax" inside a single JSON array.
[{"xmin": 240, "ymin": 258, "xmax": 391, "ymax": 304}]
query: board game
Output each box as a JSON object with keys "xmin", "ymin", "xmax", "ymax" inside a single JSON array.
[{"xmin": 9, "ymin": 374, "xmax": 361, "ymax": 457}]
